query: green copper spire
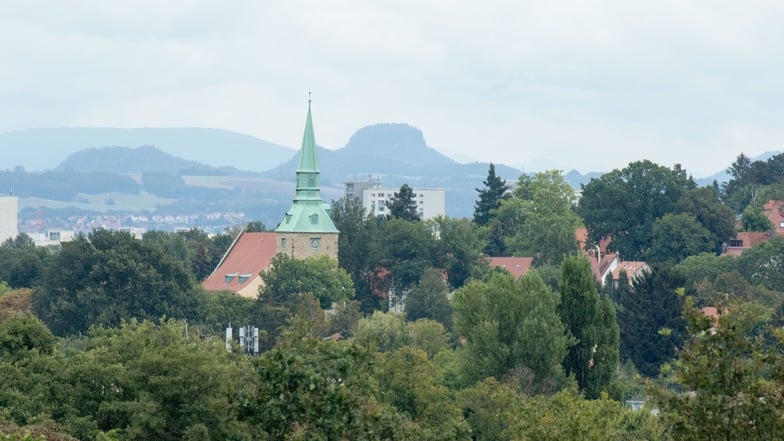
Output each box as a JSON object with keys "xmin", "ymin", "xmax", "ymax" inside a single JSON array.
[
  {"xmin": 276, "ymin": 99, "xmax": 339, "ymax": 234},
  {"xmin": 294, "ymin": 100, "xmax": 321, "ymax": 201}
]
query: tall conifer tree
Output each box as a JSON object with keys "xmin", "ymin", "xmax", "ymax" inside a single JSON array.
[
  {"xmin": 386, "ymin": 183, "xmax": 421, "ymax": 222},
  {"xmin": 473, "ymin": 163, "xmax": 509, "ymax": 226}
]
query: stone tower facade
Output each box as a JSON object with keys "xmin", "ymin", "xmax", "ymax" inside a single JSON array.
[{"xmin": 275, "ymin": 101, "xmax": 339, "ymax": 260}]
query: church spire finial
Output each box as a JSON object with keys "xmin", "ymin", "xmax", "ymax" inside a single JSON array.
[{"xmin": 308, "ymin": 90, "xmax": 311, "ymax": 108}]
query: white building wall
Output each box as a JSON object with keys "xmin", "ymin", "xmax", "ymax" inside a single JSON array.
[
  {"xmin": 361, "ymin": 187, "xmax": 445, "ymax": 220},
  {"xmin": 31, "ymin": 230, "xmax": 76, "ymax": 247},
  {"xmin": 0, "ymin": 196, "xmax": 18, "ymax": 243}
]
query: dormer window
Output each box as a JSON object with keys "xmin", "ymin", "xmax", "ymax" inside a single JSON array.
[{"xmin": 225, "ymin": 273, "xmax": 239, "ymax": 283}]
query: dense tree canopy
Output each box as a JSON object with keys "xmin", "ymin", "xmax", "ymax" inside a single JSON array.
[
  {"xmin": 453, "ymin": 272, "xmax": 571, "ymax": 392},
  {"xmin": 258, "ymin": 253, "xmax": 355, "ymax": 308},
  {"xmin": 0, "ymin": 313, "xmax": 54, "ymax": 362},
  {"xmin": 675, "ymin": 187, "xmax": 735, "ymax": 253},
  {"xmin": 251, "ymin": 322, "xmax": 403, "ymax": 440},
  {"xmin": 735, "ymin": 235, "xmax": 784, "ymax": 292},
  {"xmin": 722, "ymin": 152, "xmax": 784, "ymax": 212},
  {"xmin": 558, "ymin": 255, "xmax": 619, "ymax": 398},
  {"xmin": 32, "ymin": 229, "xmax": 199, "ymax": 336},
  {"xmin": 429, "ymin": 216, "xmax": 484, "ymax": 289},
  {"xmin": 497, "ymin": 170, "xmax": 580, "ymax": 266},
  {"xmin": 377, "ymin": 218, "xmax": 436, "ymax": 294},
  {"xmin": 331, "ymin": 196, "xmax": 383, "ymax": 313},
  {"xmin": 617, "ymin": 267, "xmax": 685, "ymax": 377},
  {"xmin": 741, "ymin": 205, "xmax": 774, "ymax": 231},
  {"xmin": 655, "ymin": 300, "xmax": 784, "ymax": 440},
  {"xmin": 578, "ymin": 160, "xmax": 695, "ymax": 260},
  {"xmin": 405, "ymin": 268, "xmax": 453, "ymax": 330},
  {"xmin": 0, "ymin": 234, "xmax": 48, "ymax": 289},
  {"xmin": 645, "ymin": 213, "xmax": 713, "ymax": 263},
  {"xmin": 142, "ymin": 228, "xmax": 232, "ymax": 282}
]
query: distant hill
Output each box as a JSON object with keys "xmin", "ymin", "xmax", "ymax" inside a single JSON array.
[
  {"xmin": 263, "ymin": 123, "xmax": 521, "ymax": 183},
  {"xmin": 57, "ymin": 145, "xmax": 245, "ymax": 176},
  {"xmin": 16, "ymin": 121, "xmax": 773, "ymax": 227},
  {"xmin": 0, "ymin": 127, "xmax": 296, "ymax": 173},
  {"xmin": 262, "ymin": 123, "xmax": 522, "ymax": 217},
  {"xmin": 564, "ymin": 169, "xmax": 603, "ymax": 188}
]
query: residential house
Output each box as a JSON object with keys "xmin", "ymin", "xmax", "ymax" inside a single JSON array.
[
  {"xmin": 763, "ymin": 199, "xmax": 784, "ymax": 235},
  {"xmin": 575, "ymin": 227, "xmax": 649, "ymax": 286},
  {"xmin": 202, "ymin": 232, "xmax": 279, "ymax": 298},
  {"xmin": 487, "ymin": 256, "xmax": 534, "ymax": 280},
  {"xmin": 723, "ymin": 231, "xmax": 771, "ymax": 257}
]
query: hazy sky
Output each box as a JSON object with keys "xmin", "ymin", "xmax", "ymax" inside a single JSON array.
[{"xmin": 2, "ymin": 1, "xmax": 783, "ymax": 176}]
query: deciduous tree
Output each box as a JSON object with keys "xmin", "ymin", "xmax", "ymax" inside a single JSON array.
[
  {"xmin": 558, "ymin": 255, "xmax": 619, "ymax": 398},
  {"xmin": 499, "ymin": 170, "xmax": 580, "ymax": 266},
  {"xmin": 736, "ymin": 235, "xmax": 784, "ymax": 291},
  {"xmin": 741, "ymin": 205, "xmax": 773, "ymax": 231},
  {"xmin": 578, "ymin": 160, "xmax": 695, "ymax": 260},
  {"xmin": 331, "ymin": 196, "xmax": 383, "ymax": 313},
  {"xmin": 676, "ymin": 187, "xmax": 735, "ymax": 253},
  {"xmin": 374, "ymin": 346, "xmax": 471, "ymax": 440},
  {"xmin": 252, "ymin": 322, "xmax": 401, "ymax": 440},
  {"xmin": 430, "ymin": 216, "xmax": 484, "ymax": 289},
  {"xmin": 654, "ymin": 299, "xmax": 784, "ymax": 440},
  {"xmin": 32, "ymin": 230, "xmax": 199, "ymax": 336},
  {"xmin": 453, "ymin": 272, "xmax": 571, "ymax": 390},
  {"xmin": 405, "ymin": 268, "xmax": 452, "ymax": 330},
  {"xmin": 645, "ymin": 213, "xmax": 713, "ymax": 263},
  {"xmin": 377, "ymin": 218, "xmax": 436, "ymax": 294},
  {"xmin": 258, "ymin": 253, "xmax": 355, "ymax": 308}
]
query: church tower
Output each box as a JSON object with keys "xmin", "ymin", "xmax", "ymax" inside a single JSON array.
[{"xmin": 275, "ymin": 99, "xmax": 339, "ymax": 260}]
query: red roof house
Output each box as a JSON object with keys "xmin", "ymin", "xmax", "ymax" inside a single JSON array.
[
  {"xmin": 763, "ymin": 200, "xmax": 784, "ymax": 235},
  {"xmin": 724, "ymin": 231, "xmax": 771, "ymax": 257},
  {"xmin": 487, "ymin": 256, "xmax": 534, "ymax": 280},
  {"xmin": 202, "ymin": 232, "xmax": 279, "ymax": 298},
  {"xmin": 611, "ymin": 260, "xmax": 651, "ymax": 285}
]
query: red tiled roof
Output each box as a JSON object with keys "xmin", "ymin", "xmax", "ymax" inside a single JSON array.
[
  {"xmin": 202, "ymin": 232, "xmax": 278, "ymax": 293},
  {"xmin": 576, "ymin": 227, "xmax": 616, "ymax": 281},
  {"xmin": 576, "ymin": 227, "xmax": 611, "ymax": 254},
  {"xmin": 701, "ymin": 306, "xmax": 724, "ymax": 327},
  {"xmin": 598, "ymin": 253, "xmax": 618, "ymax": 280},
  {"xmin": 764, "ymin": 200, "xmax": 784, "ymax": 234},
  {"xmin": 612, "ymin": 261, "xmax": 650, "ymax": 282},
  {"xmin": 724, "ymin": 231, "xmax": 771, "ymax": 256},
  {"xmin": 487, "ymin": 257, "xmax": 534, "ymax": 280}
]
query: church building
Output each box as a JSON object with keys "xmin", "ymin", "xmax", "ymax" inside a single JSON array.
[
  {"xmin": 274, "ymin": 101, "xmax": 339, "ymax": 259},
  {"xmin": 202, "ymin": 100, "xmax": 339, "ymax": 297}
]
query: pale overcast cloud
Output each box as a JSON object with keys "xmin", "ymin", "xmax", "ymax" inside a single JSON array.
[{"xmin": 1, "ymin": 0, "xmax": 783, "ymax": 175}]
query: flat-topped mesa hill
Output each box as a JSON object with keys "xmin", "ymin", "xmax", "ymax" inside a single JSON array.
[
  {"xmin": 341, "ymin": 123, "xmax": 456, "ymax": 167},
  {"xmin": 261, "ymin": 123, "xmax": 520, "ymax": 187}
]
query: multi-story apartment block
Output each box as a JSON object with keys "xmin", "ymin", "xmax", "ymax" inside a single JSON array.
[
  {"xmin": 344, "ymin": 179, "xmax": 445, "ymax": 220},
  {"xmin": 0, "ymin": 195, "xmax": 18, "ymax": 243}
]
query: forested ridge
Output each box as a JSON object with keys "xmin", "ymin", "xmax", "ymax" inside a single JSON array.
[{"xmin": 1, "ymin": 154, "xmax": 784, "ymax": 440}]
